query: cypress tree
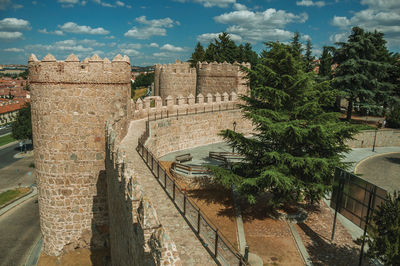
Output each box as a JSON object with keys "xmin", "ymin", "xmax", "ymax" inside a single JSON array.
[
  {"xmin": 189, "ymin": 42, "xmax": 205, "ymax": 67},
  {"xmin": 211, "ymin": 42, "xmax": 358, "ymax": 206}
]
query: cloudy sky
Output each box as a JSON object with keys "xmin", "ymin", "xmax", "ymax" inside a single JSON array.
[{"xmin": 0, "ymin": 0, "xmax": 399, "ymax": 66}]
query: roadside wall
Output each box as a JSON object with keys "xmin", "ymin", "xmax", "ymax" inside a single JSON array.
[{"xmin": 346, "ymin": 129, "xmax": 400, "ymax": 148}]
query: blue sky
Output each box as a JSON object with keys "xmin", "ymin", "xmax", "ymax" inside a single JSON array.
[{"xmin": 0, "ymin": 0, "xmax": 399, "ymax": 66}]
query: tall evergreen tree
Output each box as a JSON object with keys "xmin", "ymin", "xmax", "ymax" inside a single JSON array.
[
  {"xmin": 204, "ymin": 42, "xmax": 218, "ymax": 62},
  {"xmin": 318, "ymin": 46, "xmax": 334, "ymax": 79},
  {"xmin": 291, "ymin": 31, "xmax": 303, "ymax": 59},
  {"xmin": 189, "ymin": 42, "xmax": 205, "ymax": 67},
  {"xmin": 211, "ymin": 42, "xmax": 358, "ymax": 206},
  {"xmin": 333, "ymin": 27, "xmax": 393, "ymax": 120},
  {"xmin": 304, "ymin": 39, "xmax": 315, "ymax": 72},
  {"xmin": 366, "ymin": 193, "xmax": 400, "ymax": 265}
]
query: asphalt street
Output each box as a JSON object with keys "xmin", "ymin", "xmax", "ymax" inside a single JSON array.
[
  {"xmin": 0, "ymin": 196, "xmax": 40, "ymax": 266},
  {"xmin": 0, "ymin": 143, "xmax": 22, "ymax": 170}
]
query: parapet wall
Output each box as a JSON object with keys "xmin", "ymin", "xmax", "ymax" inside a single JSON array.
[
  {"xmin": 29, "ymin": 53, "xmax": 131, "ymax": 256},
  {"xmin": 105, "ymin": 121, "xmax": 180, "ymax": 266},
  {"xmin": 131, "ymin": 92, "xmax": 238, "ymax": 121},
  {"xmin": 158, "ymin": 61, "xmax": 197, "ymax": 99},
  {"xmin": 346, "ymin": 129, "xmax": 400, "ymax": 148}
]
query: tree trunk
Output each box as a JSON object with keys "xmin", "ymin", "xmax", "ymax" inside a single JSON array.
[{"xmin": 346, "ymin": 99, "xmax": 353, "ymax": 121}]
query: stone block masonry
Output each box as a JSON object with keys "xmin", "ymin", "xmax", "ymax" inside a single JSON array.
[
  {"xmin": 154, "ymin": 60, "xmax": 250, "ymax": 99},
  {"xmin": 29, "ymin": 53, "xmax": 131, "ymax": 256}
]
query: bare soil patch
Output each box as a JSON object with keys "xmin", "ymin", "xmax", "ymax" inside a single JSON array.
[
  {"xmin": 295, "ymin": 200, "xmax": 371, "ymax": 266},
  {"xmin": 38, "ymin": 248, "xmax": 109, "ymax": 266}
]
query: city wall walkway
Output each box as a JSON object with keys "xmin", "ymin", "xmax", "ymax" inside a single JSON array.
[{"xmin": 119, "ymin": 119, "xmax": 215, "ymax": 265}]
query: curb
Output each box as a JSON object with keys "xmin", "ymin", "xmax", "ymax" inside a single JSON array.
[
  {"xmin": 354, "ymin": 151, "xmax": 400, "ymax": 174},
  {"xmin": 0, "ymin": 140, "xmax": 18, "ymax": 150},
  {"xmin": 25, "ymin": 236, "xmax": 42, "ymax": 266},
  {"xmin": 231, "ymin": 186, "xmax": 247, "ymax": 255},
  {"xmin": 0, "ymin": 186, "xmax": 37, "ymax": 217},
  {"xmin": 288, "ymin": 222, "xmax": 313, "ymax": 266}
]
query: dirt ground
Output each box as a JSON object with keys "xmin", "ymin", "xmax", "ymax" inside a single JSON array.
[
  {"xmin": 295, "ymin": 201, "xmax": 371, "ymax": 266},
  {"xmin": 38, "ymin": 248, "xmax": 109, "ymax": 266}
]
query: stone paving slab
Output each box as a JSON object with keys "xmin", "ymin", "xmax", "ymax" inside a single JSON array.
[{"xmin": 120, "ymin": 119, "xmax": 216, "ymax": 266}]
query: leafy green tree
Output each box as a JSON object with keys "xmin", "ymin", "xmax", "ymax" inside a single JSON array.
[
  {"xmin": 304, "ymin": 39, "xmax": 315, "ymax": 73},
  {"xmin": 238, "ymin": 43, "xmax": 259, "ymax": 67},
  {"xmin": 204, "ymin": 42, "xmax": 218, "ymax": 62},
  {"xmin": 131, "ymin": 72, "xmax": 154, "ymax": 91},
  {"xmin": 12, "ymin": 103, "xmax": 32, "ymax": 141},
  {"xmin": 210, "ymin": 42, "xmax": 358, "ymax": 206},
  {"xmin": 365, "ymin": 193, "xmax": 400, "ymax": 265},
  {"xmin": 386, "ymin": 104, "xmax": 400, "ymax": 128},
  {"xmin": 189, "ymin": 42, "xmax": 205, "ymax": 67},
  {"xmin": 333, "ymin": 27, "xmax": 393, "ymax": 120}
]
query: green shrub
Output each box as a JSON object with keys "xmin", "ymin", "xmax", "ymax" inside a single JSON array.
[{"xmin": 387, "ymin": 105, "xmax": 400, "ymax": 129}]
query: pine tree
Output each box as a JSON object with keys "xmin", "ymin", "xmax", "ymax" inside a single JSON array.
[
  {"xmin": 333, "ymin": 27, "xmax": 393, "ymax": 120},
  {"xmin": 318, "ymin": 46, "xmax": 334, "ymax": 79},
  {"xmin": 211, "ymin": 42, "xmax": 358, "ymax": 206},
  {"xmin": 189, "ymin": 42, "xmax": 205, "ymax": 67},
  {"xmin": 366, "ymin": 193, "xmax": 400, "ymax": 265},
  {"xmin": 204, "ymin": 42, "xmax": 218, "ymax": 62},
  {"xmin": 304, "ymin": 39, "xmax": 315, "ymax": 72},
  {"xmin": 291, "ymin": 31, "xmax": 303, "ymax": 59}
]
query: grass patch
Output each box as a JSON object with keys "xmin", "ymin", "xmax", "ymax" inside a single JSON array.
[
  {"xmin": 0, "ymin": 134, "xmax": 16, "ymax": 147},
  {"xmin": 132, "ymin": 87, "xmax": 147, "ymax": 101},
  {"xmin": 0, "ymin": 187, "xmax": 30, "ymax": 206}
]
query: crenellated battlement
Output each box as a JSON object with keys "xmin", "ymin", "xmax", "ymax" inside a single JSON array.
[
  {"xmin": 28, "ymin": 53, "xmax": 131, "ymax": 84},
  {"xmin": 196, "ymin": 61, "xmax": 250, "ymax": 74},
  {"xmin": 158, "ymin": 60, "xmax": 195, "ymax": 74},
  {"xmin": 132, "ymin": 92, "xmax": 238, "ymax": 120}
]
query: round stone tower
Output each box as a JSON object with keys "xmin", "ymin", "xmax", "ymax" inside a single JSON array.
[{"xmin": 28, "ymin": 53, "xmax": 131, "ymax": 256}]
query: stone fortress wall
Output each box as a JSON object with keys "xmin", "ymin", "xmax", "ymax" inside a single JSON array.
[
  {"xmin": 154, "ymin": 60, "xmax": 250, "ymax": 100},
  {"xmin": 29, "ymin": 53, "xmax": 131, "ymax": 256}
]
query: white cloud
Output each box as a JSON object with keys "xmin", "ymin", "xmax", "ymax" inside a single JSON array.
[
  {"xmin": 13, "ymin": 4, "xmax": 23, "ymax": 9},
  {"xmin": 0, "ymin": 18, "xmax": 31, "ymax": 31},
  {"xmin": 124, "ymin": 16, "xmax": 177, "ymax": 39},
  {"xmin": 197, "ymin": 32, "xmax": 242, "ymax": 43},
  {"xmin": 174, "ymin": 0, "xmax": 236, "ymax": 8},
  {"xmin": 329, "ymin": 32, "xmax": 348, "ymax": 43},
  {"xmin": 296, "ymin": 0, "xmax": 326, "ymax": 7},
  {"xmin": 213, "ymin": 8, "xmax": 308, "ymax": 43},
  {"xmin": 124, "ymin": 27, "xmax": 166, "ymax": 39},
  {"xmin": 135, "ymin": 16, "xmax": 174, "ymax": 28},
  {"xmin": 59, "ymin": 22, "xmax": 109, "ymax": 35},
  {"xmin": 149, "ymin": 42, "xmax": 159, "ymax": 48},
  {"xmin": 58, "ymin": 0, "xmax": 79, "ymax": 3},
  {"xmin": 331, "ymin": 0, "xmax": 400, "ymax": 48},
  {"xmin": 38, "ymin": 28, "xmax": 64, "ymax": 35},
  {"xmin": 160, "ymin": 44, "xmax": 184, "ymax": 52},
  {"xmin": 118, "ymin": 43, "xmax": 142, "ymax": 49},
  {"xmin": 80, "ymin": 39, "xmax": 105, "ymax": 47},
  {"xmin": 3, "ymin": 47, "xmax": 24, "ymax": 52},
  {"xmin": 120, "ymin": 49, "xmax": 140, "ymax": 56},
  {"xmin": 153, "ymin": 52, "xmax": 169, "ymax": 57},
  {"xmin": 105, "ymin": 35, "xmax": 115, "ymax": 39},
  {"xmin": 233, "ymin": 3, "xmax": 247, "ymax": 11},
  {"xmin": 331, "ymin": 16, "xmax": 350, "ymax": 28},
  {"xmin": 0, "ymin": 31, "xmax": 23, "ymax": 40},
  {"xmin": 115, "ymin": 0, "xmax": 124, "ymax": 6}
]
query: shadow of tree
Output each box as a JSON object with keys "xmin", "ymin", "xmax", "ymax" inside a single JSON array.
[
  {"xmin": 385, "ymin": 156, "xmax": 400, "ymax": 165},
  {"xmin": 297, "ymin": 222, "xmax": 372, "ymax": 266}
]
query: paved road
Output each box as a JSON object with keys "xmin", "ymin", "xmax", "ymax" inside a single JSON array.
[
  {"xmin": 0, "ymin": 143, "xmax": 22, "ymax": 170},
  {"xmin": 0, "ymin": 155, "xmax": 35, "ymax": 193},
  {"xmin": 0, "ymin": 128, "xmax": 12, "ymax": 136},
  {"xmin": 356, "ymin": 152, "xmax": 400, "ymax": 193},
  {"xmin": 0, "ymin": 196, "xmax": 40, "ymax": 266}
]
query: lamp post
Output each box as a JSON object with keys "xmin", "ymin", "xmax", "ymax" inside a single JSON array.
[
  {"xmin": 372, "ymin": 122, "xmax": 380, "ymax": 152},
  {"xmin": 232, "ymin": 121, "xmax": 237, "ymax": 153}
]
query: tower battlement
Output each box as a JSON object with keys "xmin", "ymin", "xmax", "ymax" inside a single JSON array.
[{"xmin": 28, "ymin": 53, "xmax": 131, "ymax": 84}]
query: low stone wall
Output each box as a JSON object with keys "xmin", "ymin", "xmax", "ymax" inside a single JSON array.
[
  {"xmin": 146, "ymin": 109, "xmax": 253, "ymax": 158},
  {"xmin": 106, "ymin": 121, "xmax": 181, "ymax": 266},
  {"xmin": 346, "ymin": 129, "xmax": 400, "ymax": 148}
]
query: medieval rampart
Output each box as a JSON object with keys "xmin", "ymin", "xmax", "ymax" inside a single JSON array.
[
  {"xmin": 154, "ymin": 61, "xmax": 250, "ymax": 99},
  {"xmin": 29, "ymin": 53, "xmax": 131, "ymax": 256},
  {"xmin": 158, "ymin": 61, "xmax": 197, "ymax": 99},
  {"xmin": 196, "ymin": 61, "xmax": 250, "ymax": 96}
]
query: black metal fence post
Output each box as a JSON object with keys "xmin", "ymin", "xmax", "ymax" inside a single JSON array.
[
  {"xmin": 164, "ymin": 171, "xmax": 167, "ymax": 188},
  {"xmin": 197, "ymin": 209, "xmax": 201, "ymax": 234},
  {"xmin": 183, "ymin": 194, "xmax": 186, "ymax": 215},
  {"xmin": 331, "ymin": 178, "xmax": 345, "ymax": 241},
  {"xmin": 215, "ymin": 229, "xmax": 219, "ymax": 258},
  {"xmin": 359, "ymin": 186, "xmax": 376, "ymax": 266},
  {"xmin": 173, "ymin": 182, "xmax": 176, "ymax": 200}
]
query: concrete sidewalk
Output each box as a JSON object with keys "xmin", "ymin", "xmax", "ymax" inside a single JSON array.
[{"xmin": 342, "ymin": 146, "xmax": 400, "ymax": 171}]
